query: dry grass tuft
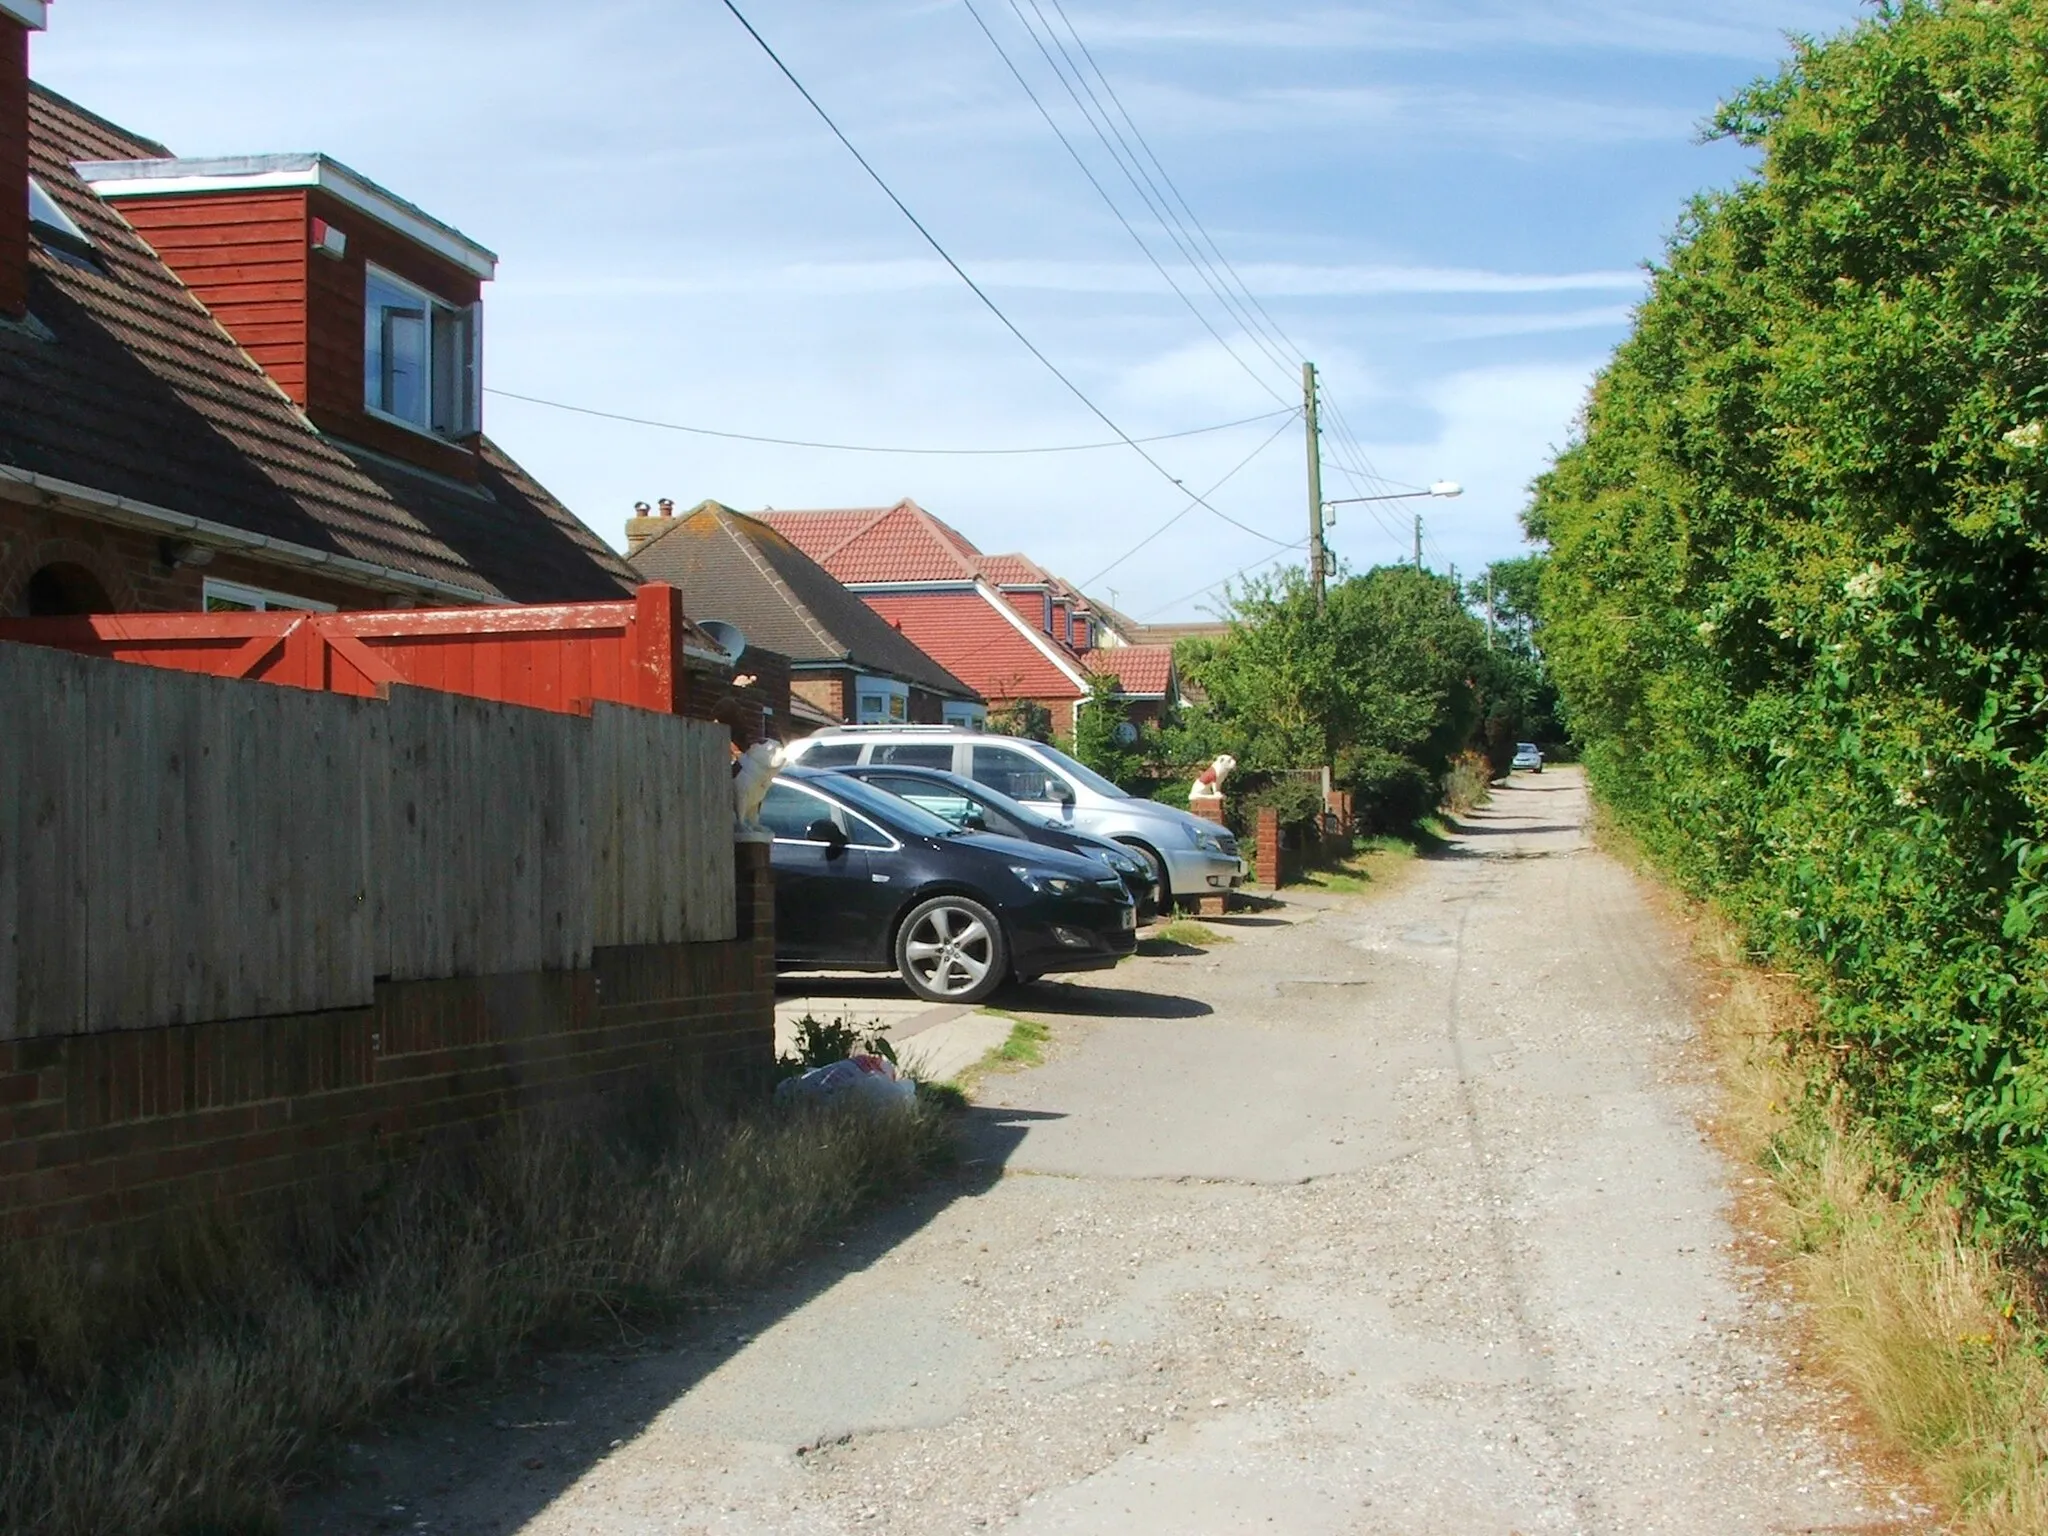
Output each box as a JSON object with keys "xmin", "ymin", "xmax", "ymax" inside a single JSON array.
[
  {"xmin": 1692, "ymin": 914, "xmax": 2048, "ymax": 1532},
  {"xmin": 0, "ymin": 1081, "xmax": 952, "ymax": 1536}
]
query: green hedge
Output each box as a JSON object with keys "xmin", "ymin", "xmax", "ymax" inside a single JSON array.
[{"xmin": 1533, "ymin": 0, "xmax": 2048, "ymax": 1238}]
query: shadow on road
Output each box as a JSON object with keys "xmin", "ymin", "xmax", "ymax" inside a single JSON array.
[
  {"xmin": 1005, "ymin": 977, "xmax": 1214, "ymax": 1019},
  {"xmin": 1444, "ymin": 820, "xmax": 1581, "ymax": 838},
  {"xmin": 291, "ymin": 1105, "xmax": 1044, "ymax": 1536}
]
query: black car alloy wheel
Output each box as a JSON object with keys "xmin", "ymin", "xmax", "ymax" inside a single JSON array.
[{"xmin": 896, "ymin": 895, "xmax": 1008, "ymax": 1003}]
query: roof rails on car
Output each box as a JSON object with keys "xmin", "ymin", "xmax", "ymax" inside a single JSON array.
[{"xmin": 809, "ymin": 724, "xmax": 965, "ymax": 735}]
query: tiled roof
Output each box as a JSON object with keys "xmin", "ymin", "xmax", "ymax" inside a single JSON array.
[
  {"xmin": 1088, "ymin": 643, "xmax": 1174, "ymax": 698},
  {"xmin": 1, "ymin": 86, "xmax": 636, "ymax": 604},
  {"xmin": 757, "ymin": 500, "xmax": 987, "ymax": 584},
  {"xmin": 978, "ymin": 552, "xmax": 1048, "ymax": 587},
  {"xmin": 859, "ymin": 590, "xmax": 1082, "ymax": 701},
  {"xmin": 628, "ymin": 503, "xmax": 979, "ymax": 701}
]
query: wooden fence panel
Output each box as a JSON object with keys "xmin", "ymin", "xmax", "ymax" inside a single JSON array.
[
  {"xmin": 682, "ymin": 720, "xmax": 737, "ymax": 943},
  {"xmin": 2, "ymin": 645, "xmax": 733, "ymax": 1037}
]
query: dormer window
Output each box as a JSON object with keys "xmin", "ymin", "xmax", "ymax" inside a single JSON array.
[{"xmin": 365, "ymin": 265, "xmax": 478, "ymax": 439}]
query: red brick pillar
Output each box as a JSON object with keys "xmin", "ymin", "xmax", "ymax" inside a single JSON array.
[
  {"xmin": 1255, "ymin": 805, "xmax": 1283, "ymax": 889},
  {"xmin": 1187, "ymin": 796, "xmax": 1229, "ymax": 916}
]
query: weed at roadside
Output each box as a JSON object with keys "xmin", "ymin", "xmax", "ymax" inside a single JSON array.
[
  {"xmin": 1145, "ymin": 918, "xmax": 1229, "ymax": 950},
  {"xmin": 1299, "ymin": 835, "xmax": 1419, "ymax": 895},
  {"xmin": 1689, "ymin": 907, "xmax": 2048, "ymax": 1532},
  {"xmin": 0, "ymin": 1081, "xmax": 952, "ymax": 1536}
]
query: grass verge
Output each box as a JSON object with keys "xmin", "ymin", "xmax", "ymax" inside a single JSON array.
[
  {"xmin": 0, "ymin": 1080, "xmax": 953, "ymax": 1536},
  {"xmin": 1143, "ymin": 918, "xmax": 1230, "ymax": 950},
  {"xmin": 1684, "ymin": 904, "xmax": 2048, "ymax": 1530},
  {"xmin": 1297, "ymin": 834, "xmax": 1421, "ymax": 895}
]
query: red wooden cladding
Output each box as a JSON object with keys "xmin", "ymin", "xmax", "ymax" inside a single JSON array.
[
  {"xmin": 112, "ymin": 189, "xmax": 311, "ymax": 400},
  {"xmin": 0, "ymin": 584, "xmax": 693, "ymax": 716}
]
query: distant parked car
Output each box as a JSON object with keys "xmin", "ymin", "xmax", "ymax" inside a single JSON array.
[
  {"xmin": 760, "ymin": 767, "xmax": 1137, "ymax": 1003},
  {"xmin": 827, "ymin": 762, "xmax": 1160, "ymax": 920},
  {"xmin": 1512, "ymin": 742, "xmax": 1544, "ymax": 773},
  {"xmin": 781, "ymin": 727, "xmax": 1244, "ymax": 910}
]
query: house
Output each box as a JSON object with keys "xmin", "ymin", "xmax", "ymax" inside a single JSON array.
[
  {"xmin": 626, "ymin": 499, "xmax": 982, "ymax": 734},
  {"xmin": 754, "ymin": 499, "xmax": 1178, "ymax": 734},
  {"xmin": 0, "ymin": 5, "xmax": 636, "ymax": 620}
]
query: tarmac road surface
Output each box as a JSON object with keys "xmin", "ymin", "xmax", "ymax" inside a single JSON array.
[{"xmin": 292, "ymin": 767, "xmax": 1929, "ymax": 1535}]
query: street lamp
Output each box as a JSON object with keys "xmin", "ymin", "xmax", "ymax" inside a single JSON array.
[{"xmin": 1322, "ymin": 481, "xmax": 1463, "ymax": 570}]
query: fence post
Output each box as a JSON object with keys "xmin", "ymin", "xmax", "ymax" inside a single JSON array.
[{"xmin": 632, "ymin": 583, "xmax": 684, "ymax": 715}]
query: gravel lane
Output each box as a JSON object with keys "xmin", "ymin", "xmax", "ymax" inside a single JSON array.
[{"xmin": 291, "ymin": 768, "xmax": 1929, "ymax": 1534}]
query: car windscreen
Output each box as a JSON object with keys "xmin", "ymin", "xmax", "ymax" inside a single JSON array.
[
  {"xmin": 1034, "ymin": 743, "xmax": 1129, "ymax": 799},
  {"xmin": 812, "ymin": 772, "xmax": 960, "ymax": 839}
]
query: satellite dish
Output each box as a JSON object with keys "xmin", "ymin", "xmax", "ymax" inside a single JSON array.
[{"xmin": 700, "ymin": 620, "xmax": 747, "ymax": 665}]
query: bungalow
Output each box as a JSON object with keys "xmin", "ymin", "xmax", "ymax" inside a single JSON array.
[
  {"xmin": 0, "ymin": 6, "xmax": 635, "ymax": 618},
  {"xmin": 625, "ymin": 499, "xmax": 982, "ymax": 735},
  {"xmin": 754, "ymin": 499, "xmax": 1178, "ymax": 735}
]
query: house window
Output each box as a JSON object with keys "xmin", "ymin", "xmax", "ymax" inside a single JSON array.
[
  {"xmin": 854, "ymin": 676, "xmax": 909, "ymax": 724},
  {"xmin": 364, "ymin": 265, "xmax": 480, "ymax": 439},
  {"xmin": 27, "ymin": 176, "xmax": 99, "ymax": 271},
  {"xmin": 1041, "ymin": 592, "xmax": 1053, "ymax": 634},
  {"xmin": 942, "ymin": 702, "xmax": 987, "ymax": 730},
  {"xmin": 202, "ymin": 579, "xmax": 334, "ymax": 614}
]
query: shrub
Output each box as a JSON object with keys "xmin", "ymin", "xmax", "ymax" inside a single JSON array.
[{"xmin": 1532, "ymin": 1, "xmax": 2048, "ymax": 1238}]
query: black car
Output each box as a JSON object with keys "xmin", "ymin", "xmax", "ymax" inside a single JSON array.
[
  {"xmin": 761, "ymin": 767, "xmax": 1138, "ymax": 1003},
  {"xmin": 828, "ymin": 763, "xmax": 1159, "ymax": 920}
]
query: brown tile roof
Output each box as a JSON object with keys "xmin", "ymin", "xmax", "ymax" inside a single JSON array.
[
  {"xmin": 1, "ymin": 85, "xmax": 636, "ymax": 604},
  {"xmin": 630, "ymin": 502, "xmax": 979, "ymax": 701}
]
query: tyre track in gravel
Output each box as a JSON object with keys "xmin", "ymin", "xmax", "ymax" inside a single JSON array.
[{"xmin": 291, "ymin": 768, "xmax": 1929, "ymax": 1536}]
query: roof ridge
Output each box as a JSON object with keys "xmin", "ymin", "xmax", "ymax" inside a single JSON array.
[
  {"xmin": 713, "ymin": 511, "xmax": 845, "ymax": 661},
  {"xmin": 28, "ymin": 82, "xmax": 173, "ymax": 158}
]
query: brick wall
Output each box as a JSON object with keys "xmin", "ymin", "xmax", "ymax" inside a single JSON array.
[
  {"xmin": 0, "ymin": 844, "xmax": 775, "ymax": 1241},
  {"xmin": 0, "ymin": 500, "xmax": 419, "ymax": 617}
]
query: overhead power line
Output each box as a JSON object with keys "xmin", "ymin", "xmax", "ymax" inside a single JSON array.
[
  {"xmin": 961, "ymin": 0, "xmax": 1288, "ymax": 406},
  {"xmin": 1079, "ymin": 409, "xmax": 1299, "ymax": 589},
  {"xmin": 483, "ymin": 388, "xmax": 1293, "ymax": 456},
  {"xmin": 1141, "ymin": 539, "xmax": 1308, "ymax": 620},
  {"xmin": 716, "ymin": 0, "xmax": 1291, "ymax": 550}
]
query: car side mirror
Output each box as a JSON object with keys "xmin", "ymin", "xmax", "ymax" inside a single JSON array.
[
  {"xmin": 806, "ymin": 818, "xmax": 849, "ymax": 855},
  {"xmin": 961, "ymin": 809, "xmax": 989, "ymax": 831},
  {"xmin": 1047, "ymin": 779, "xmax": 1075, "ymax": 805}
]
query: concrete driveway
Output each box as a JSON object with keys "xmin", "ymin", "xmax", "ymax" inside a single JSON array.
[{"xmin": 291, "ymin": 769, "xmax": 1927, "ymax": 1534}]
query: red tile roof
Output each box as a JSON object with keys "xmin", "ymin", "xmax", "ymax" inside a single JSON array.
[
  {"xmin": 758, "ymin": 501, "xmax": 987, "ymax": 584},
  {"xmin": 859, "ymin": 590, "xmax": 1082, "ymax": 701},
  {"xmin": 1089, "ymin": 644, "xmax": 1174, "ymax": 697}
]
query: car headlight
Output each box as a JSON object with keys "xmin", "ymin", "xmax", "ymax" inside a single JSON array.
[
  {"xmin": 1010, "ymin": 864, "xmax": 1084, "ymax": 896},
  {"xmin": 1094, "ymin": 848, "xmax": 1142, "ymax": 876},
  {"xmin": 1191, "ymin": 828, "xmax": 1228, "ymax": 855}
]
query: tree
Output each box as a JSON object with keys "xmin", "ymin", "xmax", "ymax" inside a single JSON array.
[
  {"xmin": 1069, "ymin": 671, "xmax": 1140, "ymax": 785},
  {"xmin": 1175, "ymin": 562, "xmax": 1491, "ymax": 788}
]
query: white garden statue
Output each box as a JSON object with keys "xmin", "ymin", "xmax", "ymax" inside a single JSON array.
[
  {"xmin": 733, "ymin": 740, "xmax": 786, "ymax": 841},
  {"xmin": 1188, "ymin": 752, "xmax": 1237, "ymax": 803}
]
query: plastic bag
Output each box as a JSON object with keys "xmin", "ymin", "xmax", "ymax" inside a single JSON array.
[{"xmin": 774, "ymin": 1053, "xmax": 916, "ymax": 1110}]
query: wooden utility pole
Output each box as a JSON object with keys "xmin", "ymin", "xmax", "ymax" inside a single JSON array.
[
  {"xmin": 1485, "ymin": 570, "xmax": 1496, "ymax": 649},
  {"xmin": 1304, "ymin": 361, "xmax": 1325, "ymax": 609},
  {"xmin": 1413, "ymin": 511, "xmax": 1423, "ymax": 572}
]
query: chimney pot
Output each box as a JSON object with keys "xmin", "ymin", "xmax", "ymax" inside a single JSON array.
[{"xmin": 658, "ymin": 498, "xmax": 675, "ymax": 517}]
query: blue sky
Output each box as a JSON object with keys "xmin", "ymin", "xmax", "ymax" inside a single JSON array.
[{"xmin": 35, "ymin": 0, "xmax": 1869, "ymax": 618}]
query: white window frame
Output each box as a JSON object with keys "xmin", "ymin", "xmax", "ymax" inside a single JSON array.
[
  {"xmin": 363, "ymin": 262, "xmax": 481, "ymax": 441},
  {"xmin": 853, "ymin": 675, "xmax": 910, "ymax": 724},
  {"xmin": 941, "ymin": 701, "xmax": 987, "ymax": 730},
  {"xmin": 202, "ymin": 578, "xmax": 335, "ymax": 613}
]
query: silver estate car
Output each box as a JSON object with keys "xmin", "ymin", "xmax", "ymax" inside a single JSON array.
[{"xmin": 781, "ymin": 727, "xmax": 1245, "ymax": 909}]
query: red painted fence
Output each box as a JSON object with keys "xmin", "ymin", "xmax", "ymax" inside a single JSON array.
[{"xmin": 0, "ymin": 583, "xmax": 702, "ymax": 717}]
